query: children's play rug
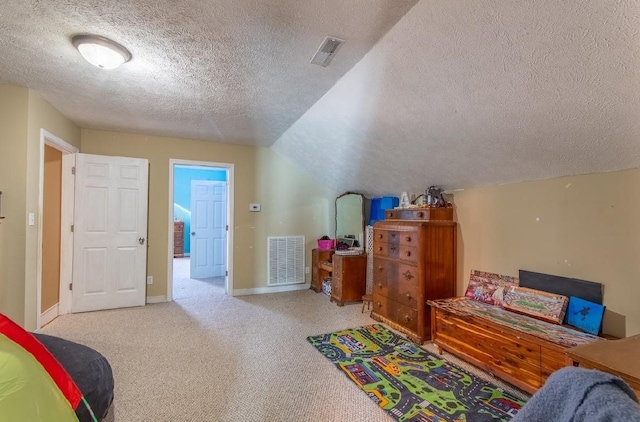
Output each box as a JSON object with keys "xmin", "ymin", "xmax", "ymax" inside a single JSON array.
[{"xmin": 307, "ymin": 324, "xmax": 526, "ymax": 421}]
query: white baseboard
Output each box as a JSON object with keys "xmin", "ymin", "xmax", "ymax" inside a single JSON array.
[
  {"xmin": 146, "ymin": 295, "xmax": 168, "ymax": 304},
  {"xmin": 233, "ymin": 283, "xmax": 311, "ymax": 296},
  {"xmin": 40, "ymin": 303, "xmax": 59, "ymax": 327}
]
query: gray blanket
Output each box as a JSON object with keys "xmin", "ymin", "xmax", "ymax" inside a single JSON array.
[{"xmin": 511, "ymin": 366, "xmax": 640, "ymax": 422}]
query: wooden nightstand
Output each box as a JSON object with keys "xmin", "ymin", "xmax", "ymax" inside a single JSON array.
[{"xmin": 565, "ymin": 334, "xmax": 640, "ymax": 397}]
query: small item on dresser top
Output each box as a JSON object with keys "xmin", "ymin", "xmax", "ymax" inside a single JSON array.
[
  {"xmin": 399, "ymin": 191, "xmax": 410, "ymax": 208},
  {"xmin": 317, "ymin": 235, "xmax": 335, "ymax": 250},
  {"xmin": 426, "ymin": 185, "xmax": 446, "ymax": 207},
  {"xmin": 335, "ymin": 247, "xmax": 364, "ymax": 256}
]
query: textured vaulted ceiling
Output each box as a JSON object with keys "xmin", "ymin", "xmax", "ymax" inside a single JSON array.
[
  {"xmin": 2, "ymin": 1, "xmax": 640, "ymax": 196},
  {"xmin": 0, "ymin": 0, "xmax": 417, "ymax": 145}
]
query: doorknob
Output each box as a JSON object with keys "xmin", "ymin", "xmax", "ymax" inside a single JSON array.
[
  {"xmin": 191, "ymin": 232, "xmax": 195, "ymax": 236},
  {"xmin": 138, "ymin": 237, "xmax": 145, "ymax": 245}
]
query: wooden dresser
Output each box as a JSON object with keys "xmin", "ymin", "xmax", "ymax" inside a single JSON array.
[
  {"xmin": 173, "ymin": 221, "xmax": 184, "ymax": 258},
  {"xmin": 310, "ymin": 248, "xmax": 368, "ymax": 306},
  {"xmin": 331, "ymin": 254, "xmax": 367, "ymax": 306},
  {"xmin": 371, "ymin": 209, "xmax": 456, "ymax": 343}
]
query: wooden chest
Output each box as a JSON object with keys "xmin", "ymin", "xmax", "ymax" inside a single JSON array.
[
  {"xmin": 371, "ymin": 218, "xmax": 456, "ymax": 343},
  {"xmin": 431, "ymin": 306, "xmax": 567, "ymax": 393},
  {"xmin": 173, "ymin": 221, "xmax": 184, "ymax": 258}
]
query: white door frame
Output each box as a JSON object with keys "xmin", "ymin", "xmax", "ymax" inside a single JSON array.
[
  {"xmin": 167, "ymin": 159, "xmax": 234, "ymax": 300},
  {"xmin": 36, "ymin": 129, "xmax": 78, "ymax": 331}
]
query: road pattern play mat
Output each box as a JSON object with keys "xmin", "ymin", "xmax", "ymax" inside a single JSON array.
[{"xmin": 307, "ymin": 324, "xmax": 526, "ymax": 422}]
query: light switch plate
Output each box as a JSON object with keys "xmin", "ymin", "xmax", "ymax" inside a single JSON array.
[
  {"xmin": 28, "ymin": 213, "xmax": 35, "ymax": 226},
  {"xmin": 249, "ymin": 203, "xmax": 261, "ymax": 212}
]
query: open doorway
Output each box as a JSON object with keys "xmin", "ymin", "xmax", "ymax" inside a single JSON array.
[
  {"xmin": 167, "ymin": 160, "xmax": 234, "ymax": 301},
  {"xmin": 37, "ymin": 130, "xmax": 78, "ymax": 329}
]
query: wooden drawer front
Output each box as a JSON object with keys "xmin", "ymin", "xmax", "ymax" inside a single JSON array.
[
  {"xmin": 372, "ymin": 262, "xmax": 389, "ymax": 298},
  {"xmin": 385, "ymin": 208, "xmax": 454, "ymax": 221},
  {"xmin": 372, "ymin": 241, "xmax": 417, "ymax": 263},
  {"xmin": 373, "ymin": 259, "xmax": 419, "ymax": 308},
  {"xmin": 434, "ymin": 309, "xmax": 542, "ymax": 390},
  {"xmin": 331, "ymin": 277, "xmax": 342, "ymax": 297},
  {"xmin": 332, "ymin": 257, "xmax": 343, "ymax": 275},
  {"xmin": 540, "ymin": 346, "xmax": 568, "ymax": 382},
  {"xmin": 174, "ymin": 237, "xmax": 184, "ymax": 246},
  {"xmin": 372, "ymin": 292, "xmax": 390, "ymax": 318},
  {"xmin": 387, "ymin": 230, "xmax": 419, "ymax": 247},
  {"xmin": 374, "ymin": 230, "xmax": 388, "ymax": 244},
  {"xmin": 389, "ymin": 264, "xmax": 419, "ymax": 309},
  {"xmin": 391, "ymin": 301, "xmax": 418, "ymax": 333},
  {"xmin": 373, "ymin": 240, "xmax": 389, "ymax": 257}
]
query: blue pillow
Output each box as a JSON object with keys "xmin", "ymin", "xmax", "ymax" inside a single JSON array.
[{"xmin": 566, "ymin": 296, "xmax": 605, "ymax": 335}]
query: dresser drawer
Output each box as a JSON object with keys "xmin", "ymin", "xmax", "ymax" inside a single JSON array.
[
  {"xmin": 332, "ymin": 256, "xmax": 342, "ymax": 275},
  {"xmin": 391, "ymin": 301, "xmax": 418, "ymax": 333},
  {"xmin": 372, "ymin": 241, "xmax": 418, "ymax": 264},
  {"xmin": 373, "ymin": 259, "xmax": 419, "ymax": 309},
  {"xmin": 372, "ymin": 292, "xmax": 390, "ymax": 318}
]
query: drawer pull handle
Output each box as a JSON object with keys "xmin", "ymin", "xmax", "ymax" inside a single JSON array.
[
  {"xmin": 405, "ymin": 236, "xmax": 411, "ymax": 242},
  {"xmin": 378, "ymin": 265, "xmax": 384, "ymax": 271},
  {"xmin": 390, "ymin": 246, "xmax": 396, "ymax": 251},
  {"xmin": 376, "ymin": 302, "xmax": 383, "ymax": 308},
  {"xmin": 378, "ymin": 247, "xmax": 383, "ymax": 252},
  {"xmin": 405, "ymin": 293, "xmax": 412, "ymax": 301},
  {"xmin": 377, "ymin": 283, "xmax": 383, "ymax": 289},
  {"xmin": 388, "ymin": 212, "xmax": 395, "ymax": 218},
  {"xmin": 405, "ymin": 251, "xmax": 411, "ymax": 257},
  {"xmin": 391, "ymin": 233, "xmax": 396, "ymax": 238},
  {"xmin": 417, "ymin": 212, "xmax": 424, "ymax": 217},
  {"xmin": 378, "ymin": 234, "xmax": 383, "ymax": 239},
  {"xmin": 402, "ymin": 271, "xmax": 414, "ymax": 280},
  {"xmin": 402, "ymin": 314, "xmax": 411, "ymax": 322}
]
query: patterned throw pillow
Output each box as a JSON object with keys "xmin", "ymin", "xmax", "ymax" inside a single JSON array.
[{"xmin": 463, "ymin": 270, "xmax": 519, "ymax": 307}]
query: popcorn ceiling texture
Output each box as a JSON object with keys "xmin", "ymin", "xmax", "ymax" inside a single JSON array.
[
  {"xmin": 2, "ymin": 0, "xmax": 640, "ymax": 195},
  {"xmin": 0, "ymin": 0, "xmax": 417, "ymax": 146},
  {"xmin": 273, "ymin": 0, "xmax": 640, "ymax": 195}
]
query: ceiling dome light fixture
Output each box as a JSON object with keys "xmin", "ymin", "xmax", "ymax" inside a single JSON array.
[{"xmin": 72, "ymin": 34, "xmax": 132, "ymax": 70}]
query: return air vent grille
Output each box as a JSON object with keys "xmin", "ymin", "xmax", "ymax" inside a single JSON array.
[
  {"xmin": 267, "ymin": 236, "xmax": 305, "ymax": 286},
  {"xmin": 310, "ymin": 36, "xmax": 345, "ymax": 67}
]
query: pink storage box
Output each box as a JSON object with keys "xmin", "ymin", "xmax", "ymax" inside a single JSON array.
[{"xmin": 317, "ymin": 239, "xmax": 335, "ymax": 250}]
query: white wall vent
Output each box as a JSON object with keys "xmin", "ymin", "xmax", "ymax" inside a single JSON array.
[
  {"xmin": 267, "ymin": 236, "xmax": 305, "ymax": 286},
  {"xmin": 310, "ymin": 36, "xmax": 345, "ymax": 67}
]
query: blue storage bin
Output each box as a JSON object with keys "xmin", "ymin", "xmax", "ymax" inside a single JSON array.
[{"xmin": 369, "ymin": 196, "xmax": 399, "ymax": 225}]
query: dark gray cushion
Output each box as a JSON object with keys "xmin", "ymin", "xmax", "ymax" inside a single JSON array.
[{"xmin": 33, "ymin": 333, "xmax": 114, "ymax": 422}]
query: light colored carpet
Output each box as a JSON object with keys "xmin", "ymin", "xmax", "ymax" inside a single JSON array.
[
  {"xmin": 172, "ymin": 257, "xmax": 225, "ymax": 300},
  {"xmin": 42, "ymin": 275, "xmax": 527, "ymax": 421}
]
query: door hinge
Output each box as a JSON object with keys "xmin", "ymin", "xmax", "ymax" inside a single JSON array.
[
  {"xmin": 71, "ymin": 166, "xmax": 76, "ymax": 175},
  {"xmin": 70, "ymin": 224, "xmax": 74, "ymax": 232},
  {"xmin": 225, "ymin": 270, "xmax": 228, "ymax": 276},
  {"xmin": 69, "ymin": 283, "xmax": 73, "ymax": 291},
  {"xmin": 226, "ymin": 225, "xmax": 229, "ymax": 231}
]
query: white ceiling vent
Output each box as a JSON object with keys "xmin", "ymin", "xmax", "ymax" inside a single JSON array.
[{"xmin": 310, "ymin": 36, "xmax": 345, "ymax": 67}]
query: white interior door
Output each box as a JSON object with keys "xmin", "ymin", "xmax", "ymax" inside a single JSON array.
[
  {"xmin": 190, "ymin": 180, "xmax": 227, "ymax": 278},
  {"xmin": 72, "ymin": 153, "xmax": 148, "ymax": 313}
]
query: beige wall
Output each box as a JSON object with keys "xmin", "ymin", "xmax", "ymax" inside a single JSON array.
[
  {"xmin": 81, "ymin": 130, "xmax": 333, "ymax": 297},
  {"xmin": 0, "ymin": 85, "xmax": 80, "ymax": 328},
  {"xmin": 0, "ymin": 85, "xmax": 29, "ymax": 325},
  {"xmin": 24, "ymin": 91, "xmax": 80, "ymax": 329},
  {"xmin": 42, "ymin": 145, "xmax": 62, "ymax": 312},
  {"xmin": 453, "ymin": 169, "xmax": 640, "ymax": 337},
  {"xmin": 254, "ymin": 147, "xmax": 334, "ymax": 285}
]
